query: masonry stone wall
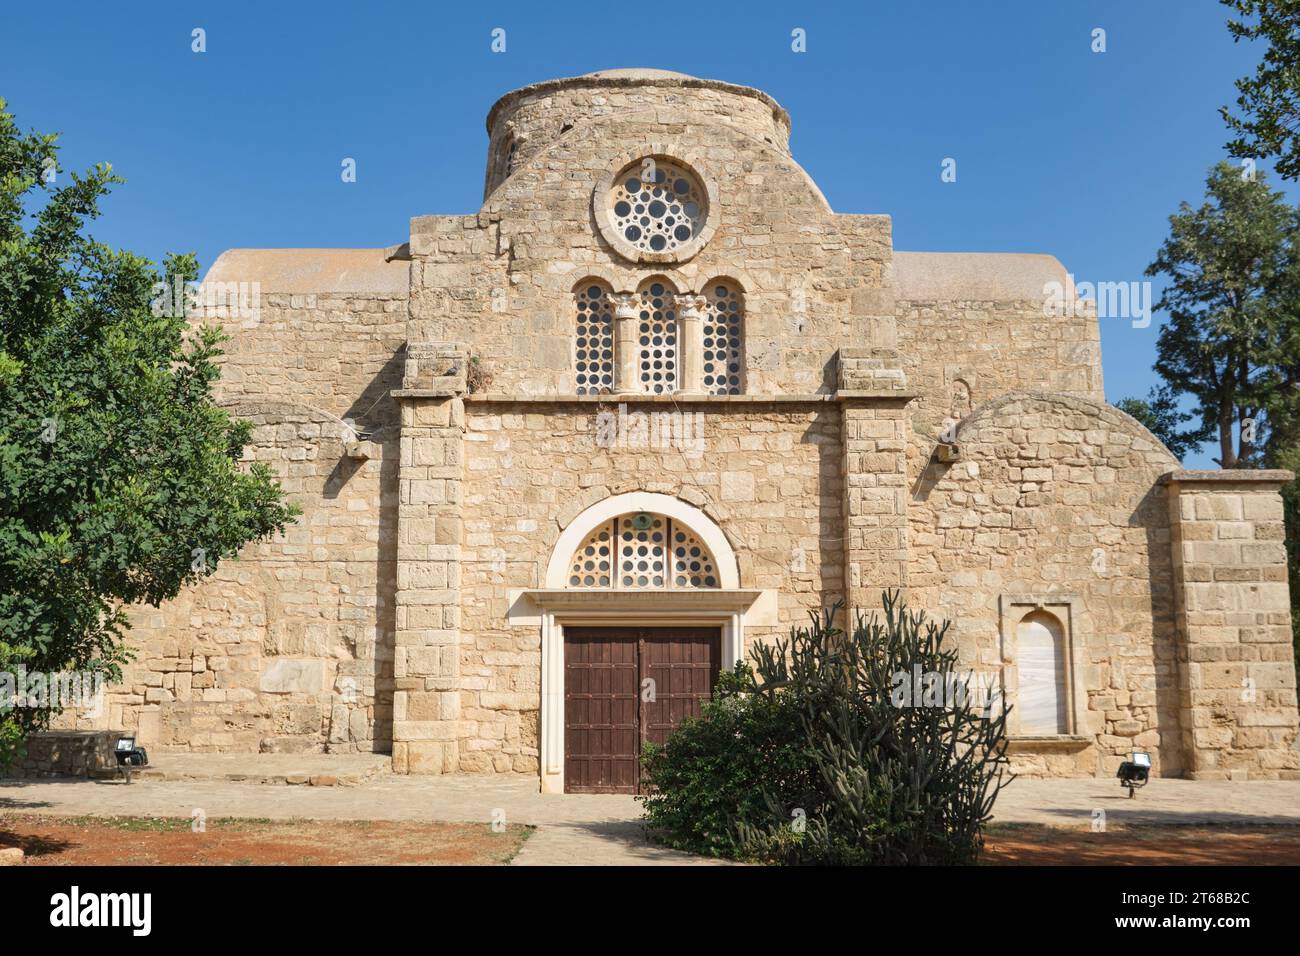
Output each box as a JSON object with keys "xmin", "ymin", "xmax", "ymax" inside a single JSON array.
[
  {"xmin": 453, "ymin": 399, "xmax": 843, "ymax": 772},
  {"xmin": 412, "ymin": 105, "xmax": 892, "ymax": 397},
  {"xmin": 898, "ymin": 296, "xmax": 1104, "ymax": 443},
  {"xmin": 483, "ymin": 72, "xmax": 792, "ymax": 198},
  {"xmin": 909, "ymin": 393, "xmax": 1183, "ymax": 776},
  {"xmin": 73, "ymin": 70, "xmax": 1298, "ymax": 783},
  {"xmin": 1165, "ymin": 472, "xmax": 1300, "ymax": 779},
  {"xmin": 201, "ymin": 281, "xmax": 408, "ymax": 435},
  {"xmin": 56, "ymin": 403, "xmax": 397, "ymax": 755}
]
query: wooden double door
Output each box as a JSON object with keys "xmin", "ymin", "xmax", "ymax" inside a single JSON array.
[{"xmin": 563, "ymin": 626, "xmax": 721, "ymax": 794}]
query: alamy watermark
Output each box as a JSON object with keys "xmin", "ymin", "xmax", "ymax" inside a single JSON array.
[
  {"xmin": 595, "ymin": 403, "xmax": 705, "ymax": 457},
  {"xmin": 150, "ymin": 275, "xmax": 261, "ymax": 325},
  {"xmin": 1043, "ymin": 274, "xmax": 1151, "ymax": 328},
  {"xmin": 0, "ymin": 666, "xmax": 105, "ymax": 718},
  {"xmin": 890, "ymin": 665, "xmax": 1001, "ymax": 715}
]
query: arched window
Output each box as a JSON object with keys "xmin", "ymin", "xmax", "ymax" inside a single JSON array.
[
  {"xmin": 566, "ymin": 512, "xmax": 718, "ymax": 590},
  {"xmin": 636, "ymin": 279, "xmax": 678, "ymax": 394},
  {"xmin": 702, "ymin": 281, "xmax": 744, "ymax": 395},
  {"xmin": 1017, "ymin": 610, "xmax": 1068, "ymax": 734},
  {"xmin": 574, "ymin": 281, "xmax": 614, "ymax": 395}
]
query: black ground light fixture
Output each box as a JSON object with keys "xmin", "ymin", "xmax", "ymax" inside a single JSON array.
[
  {"xmin": 1116, "ymin": 750, "xmax": 1151, "ymax": 797},
  {"xmin": 114, "ymin": 734, "xmax": 149, "ymax": 783}
]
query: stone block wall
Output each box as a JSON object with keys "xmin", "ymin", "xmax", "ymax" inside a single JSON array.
[
  {"xmin": 55, "ymin": 403, "xmax": 397, "ymax": 755},
  {"xmin": 1164, "ymin": 471, "xmax": 1300, "ymax": 779},
  {"xmin": 483, "ymin": 73, "xmax": 793, "ymax": 198},
  {"xmin": 201, "ymin": 284, "xmax": 408, "ymax": 435},
  {"xmin": 4, "ymin": 731, "xmax": 120, "ymax": 778},
  {"xmin": 454, "ymin": 397, "xmax": 843, "ymax": 772},
  {"xmin": 841, "ymin": 400, "xmax": 911, "ymax": 615},
  {"xmin": 411, "ymin": 107, "xmax": 893, "ymax": 398},
  {"xmin": 909, "ymin": 393, "xmax": 1183, "ymax": 776}
]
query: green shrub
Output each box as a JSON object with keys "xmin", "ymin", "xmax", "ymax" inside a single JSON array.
[
  {"xmin": 637, "ymin": 663, "xmax": 818, "ymax": 858},
  {"xmin": 641, "ymin": 591, "xmax": 1012, "ymax": 865}
]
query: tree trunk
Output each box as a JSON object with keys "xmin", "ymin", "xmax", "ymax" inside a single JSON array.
[{"xmin": 1220, "ymin": 401, "xmax": 1237, "ymax": 469}]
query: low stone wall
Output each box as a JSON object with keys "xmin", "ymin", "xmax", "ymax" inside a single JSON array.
[{"xmin": 3, "ymin": 730, "xmax": 122, "ymax": 778}]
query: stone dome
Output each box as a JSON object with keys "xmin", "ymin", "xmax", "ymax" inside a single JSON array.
[{"xmin": 482, "ymin": 69, "xmax": 791, "ymax": 198}]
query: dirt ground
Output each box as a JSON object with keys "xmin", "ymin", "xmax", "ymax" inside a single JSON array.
[
  {"xmin": 5, "ymin": 814, "xmax": 1300, "ymax": 865},
  {"xmin": 983, "ymin": 824, "xmax": 1300, "ymax": 865},
  {"xmin": 0, "ymin": 815, "xmax": 531, "ymax": 866}
]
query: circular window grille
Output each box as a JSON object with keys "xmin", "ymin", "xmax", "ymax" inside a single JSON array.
[
  {"xmin": 703, "ymin": 283, "xmax": 743, "ymax": 395},
  {"xmin": 638, "ymin": 282, "xmax": 677, "ymax": 394},
  {"xmin": 619, "ymin": 514, "xmax": 667, "ymax": 588},
  {"xmin": 575, "ymin": 284, "xmax": 613, "ymax": 395},
  {"xmin": 610, "ymin": 160, "xmax": 706, "ymax": 255},
  {"xmin": 566, "ymin": 515, "xmax": 720, "ymax": 590},
  {"xmin": 568, "ymin": 523, "xmax": 613, "ymax": 588},
  {"xmin": 672, "ymin": 526, "xmax": 718, "ymax": 588}
]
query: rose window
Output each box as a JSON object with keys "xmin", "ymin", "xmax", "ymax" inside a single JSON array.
[{"xmin": 610, "ymin": 160, "xmax": 706, "ymax": 255}]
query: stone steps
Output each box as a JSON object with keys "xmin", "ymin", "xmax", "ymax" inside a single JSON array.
[{"xmin": 111, "ymin": 753, "xmax": 393, "ymax": 787}]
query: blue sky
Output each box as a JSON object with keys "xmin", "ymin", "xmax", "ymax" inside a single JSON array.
[{"xmin": 0, "ymin": 0, "xmax": 1278, "ymax": 466}]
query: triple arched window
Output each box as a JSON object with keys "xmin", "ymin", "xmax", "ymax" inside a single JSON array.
[{"xmin": 573, "ymin": 278, "xmax": 744, "ymax": 396}]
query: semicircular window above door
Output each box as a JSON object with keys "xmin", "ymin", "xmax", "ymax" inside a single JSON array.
[{"xmin": 566, "ymin": 512, "xmax": 719, "ymax": 589}]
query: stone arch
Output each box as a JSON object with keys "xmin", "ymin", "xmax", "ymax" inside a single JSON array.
[
  {"xmin": 949, "ymin": 378, "xmax": 972, "ymax": 420},
  {"xmin": 955, "ymin": 390, "xmax": 1181, "ymax": 469},
  {"xmin": 544, "ymin": 491, "xmax": 741, "ymax": 589}
]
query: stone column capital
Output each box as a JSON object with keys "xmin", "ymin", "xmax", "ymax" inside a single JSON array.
[
  {"xmin": 674, "ymin": 294, "xmax": 708, "ymax": 320},
  {"xmin": 605, "ymin": 293, "xmax": 641, "ymax": 319}
]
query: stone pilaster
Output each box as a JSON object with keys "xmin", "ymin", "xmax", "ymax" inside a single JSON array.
[
  {"xmin": 1163, "ymin": 469, "xmax": 1299, "ymax": 780},
  {"xmin": 391, "ymin": 342, "xmax": 466, "ymax": 774},
  {"xmin": 837, "ymin": 347, "xmax": 913, "ymax": 618},
  {"xmin": 609, "ymin": 293, "xmax": 640, "ymax": 395}
]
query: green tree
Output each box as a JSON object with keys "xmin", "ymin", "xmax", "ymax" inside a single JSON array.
[
  {"xmin": 1113, "ymin": 385, "xmax": 1206, "ymax": 461},
  {"xmin": 1222, "ymin": 0, "xmax": 1300, "ymax": 181},
  {"xmin": 1145, "ymin": 161, "xmax": 1300, "ymax": 469},
  {"xmin": 0, "ymin": 99, "xmax": 298, "ymax": 765}
]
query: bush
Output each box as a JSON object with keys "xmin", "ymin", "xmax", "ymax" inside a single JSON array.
[
  {"xmin": 640, "ymin": 591, "xmax": 1012, "ymax": 865},
  {"xmin": 637, "ymin": 663, "xmax": 818, "ymax": 858}
]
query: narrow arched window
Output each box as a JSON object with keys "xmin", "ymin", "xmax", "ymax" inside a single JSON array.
[
  {"xmin": 703, "ymin": 281, "xmax": 743, "ymax": 395},
  {"xmin": 636, "ymin": 278, "xmax": 678, "ymax": 394},
  {"xmin": 574, "ymin": 281, "xmax": 613, "ymax": 395}
]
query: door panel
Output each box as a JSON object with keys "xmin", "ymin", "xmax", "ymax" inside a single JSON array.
[
  {"xmin": 564, "ymin": 626, "xmax": 720, "ymax": 793},
  {"xmin": 641, "ymin": 628, "xmax": 720, "ymax": 751},
  {"xmin": 564, "ymin": 629, "xmax": 638, "ymax": 793}
]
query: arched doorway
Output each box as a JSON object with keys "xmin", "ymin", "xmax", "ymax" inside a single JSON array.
[{"xmin": 523, "ymin": 492, "xmax": 758, "ymax": 793}]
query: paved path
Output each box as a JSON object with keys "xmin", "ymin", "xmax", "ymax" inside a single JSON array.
[
  {"xmin": 4, "ymin": 770, "xmax": 1299, "ymax": 864},
  {"xmin": 990, "ymin": 777, "xmax": 1300, "ymax": 828},
  {"xmin": 0, "ymin": 773, "xmax": 715, "ymax": 865}
]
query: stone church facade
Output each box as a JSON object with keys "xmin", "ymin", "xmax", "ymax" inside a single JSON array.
[{"xmin": 73, "ymin": 70, "xmax": 1298, "ymax": 789}]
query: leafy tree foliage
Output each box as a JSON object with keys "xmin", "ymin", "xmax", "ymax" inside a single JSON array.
[
  {"xmin": 0, "ymin": 99, "xmax": 298, "ymax": 764},
  {"xmin": 1145, "ymin": 161, "xmax": 1300, "ymax": 469},
  {"xmin": 638, "ymin": 663, "xmax": 818, "ymax": 859},
  {"xmin": 1113, "ymin": 385, "xmax": 1206, "ymax": 461},
  {"xmin": 1222, "ymin": 0, "xmax": 1300, "ymax": 181}
]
